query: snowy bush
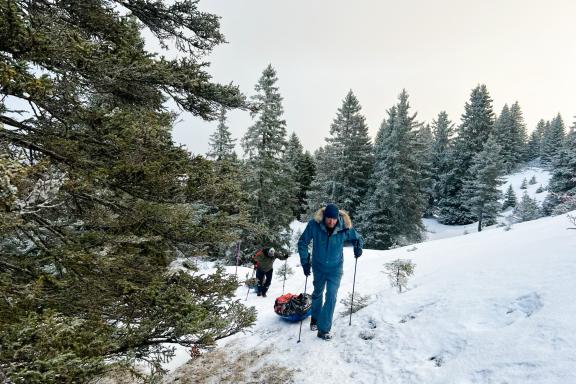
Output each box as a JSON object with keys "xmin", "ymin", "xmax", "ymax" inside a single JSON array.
[
  {"xmin": 536, "ymin": 185, "xmax": 544, "ymax": 194},
  {"xmin": 513, "ymin": 191, "xmax": 542, "ymax": 222},
  {"xmin": 276, "ymin": 261, "xmax": 294, "ymax": 281},
  {"xmin": 383, "ymin": 259, "xmax": 416, "ymax": 293},
  {"xmin": 339, "ymin": 291, "xmax": 370, "ymax": 316}
]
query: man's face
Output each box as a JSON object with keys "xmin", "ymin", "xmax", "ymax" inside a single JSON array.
[{"xmin": 324, "ymin": 217, "xmax": 337, "ymax": 229}]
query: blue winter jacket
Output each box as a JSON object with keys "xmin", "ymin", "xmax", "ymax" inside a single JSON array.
[{"xmin": 298, "ymin": 208, "xmax": 364, "ymax": 272}]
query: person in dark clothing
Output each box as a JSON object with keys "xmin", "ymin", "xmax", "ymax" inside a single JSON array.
[{"xmin": 253, "ymin": 247, "xmax": 288, "ymax": 297}]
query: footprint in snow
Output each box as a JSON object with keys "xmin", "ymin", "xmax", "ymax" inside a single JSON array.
[
  {"xmin": 400, "ymin": 301, "xmax": 438, "ymax": 323},
  {"xmin": 506, "ymin": 292, "xmax": 542, "ymax": 318}
]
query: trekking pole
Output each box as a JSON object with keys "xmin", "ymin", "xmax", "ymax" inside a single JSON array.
[
  {"xmin": 282, "ymin": 259, "xmax": 287, "ymax": 295},
  {"xmin": 245, "ymin": 268, "xmax": 255, "ymax": 301},
  {"xmin": 297, "ymin": 275, "xmax": 309, "ymax": 343},
  {"xmin": 349, "ymin": 257, "xmax": 358, "ymax": 326},
  {"xmin": 234, "ymin": 241, "xmax": 241, "ymax": 277}
]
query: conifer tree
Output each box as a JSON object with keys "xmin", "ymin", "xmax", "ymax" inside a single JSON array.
[
  {"xmin": 306, "ymin": 91, "xmax": 373, "ymax": 218},
  {"xmin": 207, "ymin": 107, "xmax": 237, "ymax": 161},
  {"xmin": 510, "ymin": 102, "xmax": 528, "ymax": 164},
  {"xmin": 437, "ymin": 85, "xmax": 495, "ymax": 224},
  {"xmin": 520, "ymin": 178, "xmax": 528, "ymax": 189},
  {"xmin": 514, "ymin": 191, "xmax": 542, "ymax": 222},
  {"xmin": 526, "ymin": 120, "xmax": 546, "ymax": 161},
  {"xmin": 357, "ymin": 90, "xmax": 425, "ymax": 249},
  {"xmin": 416, "ymin": 123, "xmax": 435, "ymax": 217},
  {"xmin": 541, "ymin": 114, "xmax": 565, "ymax": 164},
  {"xmin": 431, "ymin": 111, "xmax": 454, "ymax": 215},
  {"xmin": 502, "ymin": 184, "xmax": 517, "ymax": 210},
  {"xmin": 285, "ymin": 133, "xmax": 315, "ymax": 218},
  {"xmin": 462, "ymin": 135, "xmax": 504, "ymax": 231},
  {"xmin": 544, "ymin": 125, "xmax": 576, "ymax": 214},
  {"xmin": 242, "ymin": 65, "xmax": 295, "ymax": 249},
  {"xmin": 0, "ymin": 1, "xmax": 255, "ymax": 381}
]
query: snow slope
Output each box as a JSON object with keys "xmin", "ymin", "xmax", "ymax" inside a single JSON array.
[
  {"xmin": 171, "ymin": 210, "xmax": 576, "ymax": 384},
  {"xmin": 424, "ymin": 166, "xmax": 551, "ymax": 241}
]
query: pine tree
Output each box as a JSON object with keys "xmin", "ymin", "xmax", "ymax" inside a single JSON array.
[
  {"xmin": 513, "ymin": 191, "xmax": 542, "ymax": 222},
  {"xmin": 502, "ymin": 184, "xmax": 517, "ymax": 210},
  {"xmin": 509, "ymin": 102, "xmax": 528, "ymax": 164},
  {"xmin": 0, "ymin": 1, "xmax": 255, "ymax": 381},
  {"xmin": 541, "ymin": 114, "xmax": 565, "ymax": 164},
  {"xmin": 526, "ymin": 120, "xmax": 546, "ymax": 161},
  {"xmin": 437, "ymin": 85, "xmax": 495, "ymax": 224},
  {"xmin": 357, "ymin": 90, "xmax": 425, "ymax": 249},
  {"xmin": 242, "ymin": 65, "xmax": 295, "ymax": 249},
  {"xmin": 545, "ymin": 125, "xmax": 576, "ymax": 214},
  {"xmin": 462, "ymin": 135, "xmax": 504, "ymax": 231},
  {"xmin": 295, "ymin": 151, "xmax": 316, "ymax": 218},
  {"xmin": 285, "ymin": 133, "xmax": 316, "ymax": 218},
  {"xmin": 492, "ymin": 104, "xmax": 515, "ymax": 171},
  {"xmin": 529, "ymin": 175, "xmax": 537, "ymax": 185},
  {"xmin": 285, "ymin": 132, "xmax": 305, "ymax": 217},
  {"xmin": 306, "ymin": 91, "xmax": 373, "ymax": 218},
  {"xmin": 207, "ymin": 107, "xmax": 237, "ymax": 161},
  {"xmin": 520, "ymin": 178, "xmax": 528, "ymax": 189},
  {"xmin": 416, "ymin": 123, "xmax": 435, "ymax": 217},
  {"xmin": 430, "ymin": 111, "xmax": 454, "ymax": 216}
]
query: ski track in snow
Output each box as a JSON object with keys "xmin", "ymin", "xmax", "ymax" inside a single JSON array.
[{"xmin": 168, "ymin": 168, "xmax": 576, "ymax": 384}]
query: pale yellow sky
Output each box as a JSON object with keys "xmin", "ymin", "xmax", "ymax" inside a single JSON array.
[{"xmin": 171, "ymin": 0, "xmax": 576, "ymax": 155}]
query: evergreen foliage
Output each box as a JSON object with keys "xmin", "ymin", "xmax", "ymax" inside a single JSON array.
[
  {"xmin": 357, "ymin": 90, "xmax": 425, "ymax": 249},
  {"xmin": 0, "ymin": 1, "xmax": 255, "ymax": 381}
]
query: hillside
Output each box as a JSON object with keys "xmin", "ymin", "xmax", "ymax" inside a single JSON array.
[{"xmin": 166, "ymin": 205, "xmax": 576, "ymax": 383}]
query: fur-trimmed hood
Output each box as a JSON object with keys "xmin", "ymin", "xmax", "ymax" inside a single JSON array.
[{"xmin": 314, "ymin": 207, "xmax": 352, "ymax": 229}]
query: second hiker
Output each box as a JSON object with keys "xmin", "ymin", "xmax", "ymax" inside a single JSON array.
[{"xmin": 253, "ymin": 247, "xmax": 288, "ymax": 297}]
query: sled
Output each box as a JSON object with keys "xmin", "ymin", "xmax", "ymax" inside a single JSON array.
[{"xmin": 274, "ymin": 293, "xmax": 312, "ymax": 322}]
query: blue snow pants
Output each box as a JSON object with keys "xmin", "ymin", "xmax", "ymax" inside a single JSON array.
[{"xmin": 311, "ymin": 268, "xmax": 343, "ymax": 333}]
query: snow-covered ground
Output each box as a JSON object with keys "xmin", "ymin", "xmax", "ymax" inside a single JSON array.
[
  {"xmin": 424, "ymin": 166, "xmax": 552, "ymax": 241},
  {"xmin": 168, "ymin": 207, "xmax": 576, "ymax": 383}
]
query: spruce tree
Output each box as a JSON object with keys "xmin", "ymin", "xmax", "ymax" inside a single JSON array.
[
  {"xmin": 541, "ymin": 114, "xmax": 565, "ymax": 164},
  {"xmin": 285, "ymin": 133, "xmax": 315, "ymax": 218},
  {"xmin": 526, "ymin": 120, "xmax": 546, "ymax": 161},
  {"xmin": 306, "ymin": 91, "xmax": 373, "ymax": 219},
  {"xmin": 437, "ymin": 85, "xmax": 495, "ymax": 224},
  {"xmin": 357, "ymin": 90, "xmax": 425, "ymax": 249},
  {"xmin": 295, "ymin": 151, "xmax": 316, "ymax": 218},
  {"xmin": 509, "ymin": 102, "xmax": 528, "ymax": 164},
  {"xmin": 502, "ymin": 184, "xmax": 517, "ymax": 209},
  {"xmin": 492, "ymin": 104, "xmax": 515, "ymax": 171},
  {"xmin": 207, "ymin": 107, "xmax": 237, "ymax": 161},
  {"xmin": 0, "ymin": 1, "xmax": 255, "ymax": 381},
  {"xmin": 416, "ymin": 123, "xmax": 435, "ymax": 217},
  {"xmin": 514, "ymin": 191, "xmax": 542, "ymax": 222},
  {"xmin": 520, "ymin": 178, "xmax": 528, "ymax": 189},
  {"xmin": 545, "ymin": 126, "xmax": 576, "ymax": 214},
  {"xmin": 462, "ymin": 135, "xmax": 504, "ymax": 231},
  {"xmin": 242, "ymin": 65, "xmax": 295, "ymax": 249},
  {"xmin": 431, "ymin": 111, "xmax": 454, "ymax": 215}
]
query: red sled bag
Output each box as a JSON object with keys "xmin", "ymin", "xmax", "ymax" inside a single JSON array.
[{"xmin": 274, "ymin": 293, "xmax": 312, "ymax": 322}]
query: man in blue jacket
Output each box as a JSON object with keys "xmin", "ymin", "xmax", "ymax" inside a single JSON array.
[{"xmin": 298, "ymin": 203, "xmax": 363, "ymax": 340}]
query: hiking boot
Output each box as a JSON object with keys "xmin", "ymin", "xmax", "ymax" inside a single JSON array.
[
  {"xmin": 310, "ymin": 318, "xmax": 318, "ymax": 331},
  {"xmin": 262, "ymin": 292, "xmax": 267, "ymax": 297},
  {"xmin": 317, "ymin": 331, "xmax": 332, "ymax": 340},
  {"xmin": 256, "ymin": 291, "xmax": 261, "ymax": 297}
]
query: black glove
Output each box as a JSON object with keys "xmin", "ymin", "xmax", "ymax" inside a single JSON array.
[
  {"xmin": 302, "ymin": 263, "xmax": 311, "ymax": 276},
  {"xmin": 353, "ymin": 240, "xmax": 363, "ymax": 258}
]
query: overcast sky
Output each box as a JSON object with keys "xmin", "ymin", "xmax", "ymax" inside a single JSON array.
[{"xmin": 168, "ymin": 0, "xmax": 576, "ymax": 156}]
